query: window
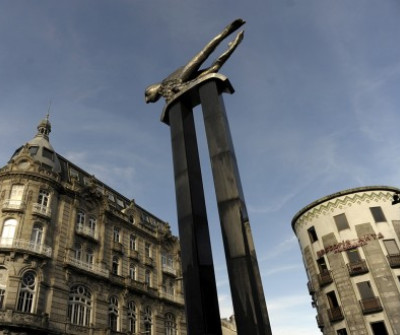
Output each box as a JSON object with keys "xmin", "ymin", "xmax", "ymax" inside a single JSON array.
[
  {"xmin": 10, "ymin": 184, "xmax": 24, "ymax": 202},
  {"xmin": 162, "ymin": 253, "xmax": 174, "ymax": 268},
  {"xmin": 68, "ymin": 285, "xmax": 91, "ymax": 326},
  {"xmin": 112, "ymin": 256, "xmax": 120, "ymax": 275},
  {"xmin": 1, "ymin": 219, "xmax": 18, "ymax": 246},
  {"xmin": 145, "ymin": 269, "xmax": 151, "ymax": 286},
  {"xmin": 144, "ymin": 306, "xmax": 152, "ymax": 335},
  {"xmin": 371, "ymin": 321, "xmax": 388, "ymax": 335},
  {"xmin": 346, "ymin": 248, "xmax": 361, "ymax": 263},
  {"xmin": 337, "ymin": 329, "xmax": 348, "ymax": 335},
  {"xmin": 145, "ymin": 242, "xmax": 151, "ymax": 257},
  {"xmin": 77, "ymin": 211, "xmax": 85, "ymax": 230},
  {"xmin": 74, "ymin": 243, "xmax": 82, "ymax": 260},
  {"xmin": 130, "ymin": 234, "xmax": 137, "ymax": 251},
  {"xmin": 129, "ymin": 264, "xmax": 136, "ymax": 280},
  {"xmin": 165, "ymin": 313, "xmax": 177, "ymax": 335},
  {"xmin": 334, "ymin": 213, "xmax": 349, "ymax": 231},
  {"xmin": 86, "ymin": 249, "xmax": 94, "ymax": 265},
  {"xmin": 357, "ymin": 281, "xmax": 375, "ymax": 300},
  {"xmin": 383, "ymin": 239, "xmax": 400, "ymax": 255},
  {"xmin": 370, "ymin": 207, "xmax": 386, "ymax": 223},
  {"xmin": 129, "ymin": 215, "xmax": 135, "ymax": 224},
  {"xmin": 0, "ymin": 267, "xmax": 7, "ymax": 309},
  {"xmin": 317, "ymin": 257, "xmax": 328, "ymax": 272},
  {"xmin": 113, "ymin": 227, "xmax": 120, "ymax": 243},
  {"xmin": 17, "ymin": 271, "xmax": 36, "ymax": 313},
  {"xmin": 307, "ymin": 226, "xmax": 318, "ymax": 243},
  {"xmin": 37, "ymin": 189, "xmax": 50, "ymax": 207},
  {"xmin": 108, "ymin": 296, "xmax": 119, "ymax": 331},
  {"xmin": 88, "ymin": 217, "xmax": 96, "ymax": 236},
  {"xmin": 42, "ymin": 147, "xmax": 54, "ymax": 160},
  {"xmin": 128, "ymin": 301, "xmax": 137, "ymax": 333},
  {"xmin": 30, "ymin": 224, "xmax": 43, "ymax": 248}
]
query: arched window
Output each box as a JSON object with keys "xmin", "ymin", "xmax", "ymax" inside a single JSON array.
[
  {"xmin": 0, "ymin": 267, "xmax": 8, "ymax": 309},
  {"xmin": 1, "ymin": 218, "xmax": 18, "ymax": 246},
  {"xmin": 76, "ymin": 211, "xmax": 85, "ymax": 230},
  {"xmin": 112, "ymin": 256, "xmax": 119, "ymax": 275},
  {"xmin": 129, "ymin": 264, "xmax": 136, "ymax": 280},
  {"xmin": 128, "ymin": 301, "xmax": 137, "ymax": 333},
  {"xmin": 113, "ymin": 227, "xmax": 120, "ymax": 243},
  {"xmin": 108, "ymin": 296, "xmax": 119, "ymax": 331},
  {"xmin": 129, "ymin": 234, "xmax": 136, "ymax": 251},
  {"xmin": 17, "ymin": 271, "xmax": 36, "ymax": 313},
  {"xmin": 37, "ymin": 189, "xmax": 50, "ymax": 207},
  {"xmin": 165, "ymin": 313, "xmax": 177, "ymax": 335},
  {"xmin": 68, "ymin": 285, "xmax": 92, "ymax": 326},
  {"xmin": 144, "ymin": 306, "xmax": 152, "ymax": 335},
  {"xmin": 30, "ymin": 223, "xmax": 43, "ymax": 247}
]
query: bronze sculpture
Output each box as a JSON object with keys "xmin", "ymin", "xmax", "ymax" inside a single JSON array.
[{"xmin": 145, "ymin": 19, "xmax": 245, "ymax": 103}]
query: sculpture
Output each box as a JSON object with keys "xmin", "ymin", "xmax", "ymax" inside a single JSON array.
[{"xmin": 145, "ymin": 19, "xmax": 245, "ymax": 104}]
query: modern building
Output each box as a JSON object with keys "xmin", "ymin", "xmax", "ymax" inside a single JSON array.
[
  {"xmin": 0, "ymin": 117, "xmax": 186, "ymax": 335},
  {"xmin": 292, "ymin": 186, "xmax": 400, "ymax": 335}
]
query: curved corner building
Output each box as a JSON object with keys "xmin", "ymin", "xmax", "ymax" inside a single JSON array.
[{"xmin": 292, "ymin": 186, "xmax": 400, "ymax": 335}]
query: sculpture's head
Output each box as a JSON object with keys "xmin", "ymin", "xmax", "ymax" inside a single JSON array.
[{"xmin": 145, "ymin": 83, "xmax": 162, "ymax": 103}]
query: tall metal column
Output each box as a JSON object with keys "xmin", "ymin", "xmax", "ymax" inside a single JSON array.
[
  {"xmin": 199, "ymin": 79, "xmax": 272, "ymax": 335},
  {"xmin": 168, "ymin": 97, "xmax": 222, "ymax": 335}
]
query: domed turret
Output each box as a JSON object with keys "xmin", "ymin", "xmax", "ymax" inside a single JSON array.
[{"xmin": 11, "ymin": 115, "xmax": 61, "ymax": 173}]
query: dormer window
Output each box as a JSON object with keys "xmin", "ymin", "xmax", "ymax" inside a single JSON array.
[
  {"xmin": 29, "ymin": 146, "xmax": 39, "ymax": 155},
  {"xmin": 42, "ymin": 147, "xmax": 54, "ymax": 160}
]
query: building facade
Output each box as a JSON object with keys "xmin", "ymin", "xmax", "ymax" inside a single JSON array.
[
  {"xmin": 292, "ymin": 186, "xmax": 400, "ymax": 335},
  {"xmin": 0, "ymin": 117, "xmax": 186, "ymax": 335}
]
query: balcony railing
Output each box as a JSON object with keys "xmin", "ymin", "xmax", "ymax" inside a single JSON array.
[
  {"xmin": 128, "ymin": 250, "xmax": 140, "ymax": 260},
  {"xmin": 126, "ymin": 279, "xmax": 158, "ymax": 296},
  {"xmin": 387, "ymin": 254, "xmax": 400, "ymax": 268},
  {"xmin": 347, "ymin": 259, "xmax": 369, "ymax": 276},
  {"xmin": 76, "ymin": 225, "xmax": 98, "ymax": 240},
  {"xmin": 144, "ymin": 256, "xmax": 154, "ymax": 266},
  {"xmin": 0, "ymin": 238, "xmax": 52, "ymax": 257},
  {"xmin": 318, "ymin": 270, "xmax": 333, "ymax": 287},
  {"xmin": 162, "ymin": 264, "xmax": 177, "ymax": 276},
  {"xmin": 32, "ymin": 203, "xmax": 51, "ymax": 217},
  {"xmin": 65, "ymin": 255, "xmax": 109, "ymax": 278},
  {"xmin": 2, "ymin": 199, "xmax": 25, "ymax": 211},
  {"xmin": 328, "ymin": 306, "xmax": 344, "ymax": 322},
  {"xmin": 359, "ymin": 297, "xmax": 383, "ymax": 314},
  {"xmin": 112, "ymin": 242, "xmax": 124, "ymax": 253},
  {"xmin": 159, "ymin": 291, "xmax": 184, "ymax": 304}
]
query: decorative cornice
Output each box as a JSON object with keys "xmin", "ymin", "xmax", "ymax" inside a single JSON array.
[{"xmin": 292, "ymin": 187, "xmax": 399, "ymax": 234}]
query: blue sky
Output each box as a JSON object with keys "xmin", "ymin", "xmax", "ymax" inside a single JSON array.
[{"xmin": 1, "ymin": 1, "xmax": 400, "ymax": 334}]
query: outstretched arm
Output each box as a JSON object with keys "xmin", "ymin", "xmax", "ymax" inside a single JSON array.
[{"xmin": 180, "ymin": 19, "xmax": 245, "ymax": 81}]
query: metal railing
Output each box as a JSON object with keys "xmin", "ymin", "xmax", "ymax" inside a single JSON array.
[
  {"xmin": 318, "ymin": 270, "xmax": 333, "ymax": 287},
  {"xmin": 347, "ymin": 259, "xmax": 369, "ymax": 276},
  {"xmin": 65, "ymin": 255, "xmax": 109, "ymax": 277},
  {"xmin": 359, "ymin": 297, "xmax": 383, "ymax": 314},
  {"xmin": 387, "ymin": 253, "xmax": 400, "ymax": 268},
  {"xmin": 328, "ymin": 306, "xmax": 344, "ymax": 322},
  {"xmin": 0, "ymin": 238, "xmax": 52, "ymax": 257}
]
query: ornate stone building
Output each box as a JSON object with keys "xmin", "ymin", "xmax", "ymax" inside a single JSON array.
[
  {"xmin": 292, "ymin": 186, "xmax": 400, "ymax": 335},
  {"xmin": 0, "ymin": 117, "xmax": 186, "ymax": 335}
]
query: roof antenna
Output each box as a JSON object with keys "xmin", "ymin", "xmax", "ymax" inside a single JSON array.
[{"xmin": 46, "ymin": 100, "xmax": 52, "ymax": 120}]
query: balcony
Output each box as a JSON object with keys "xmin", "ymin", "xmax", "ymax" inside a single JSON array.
[
  {"xmin": 359, "ymin": 297, "xmax": 383, "ymax": 314},
  {"xmin": 126, "ymin": 279, "xmax": 158, "ymax": 297},
  {"xmin": 110, "ymin": 273, "xmax": 125, "ymax": 286},
  {"xmin": 128, "ymin": 250, "xmax": 140, "ymax": 260},
  {"xmin": 159, "ymin": 291, "xmax": 184, "ymax": 305},
  {"xmin": 307, "ymin": 281, "xmax": 316, "ymax": 295},
  {"xmin": 32, "ymin": 203, "xmax": 51, "ymax": 217},
  {"xmin": 65, "ymin": 254, "xmax": 109, "ymax": 278},
  {"xmin": 328, "ymin": 306, "xmax": 344, "ymax": 322},
  {"xmin": 76, "ymin": 225, "xmax": 98, "ymax": 241},
  {"xmin": 2, "ymin": 199, "xmax": 25, "ymax": 211},
  {"xmin": 144, "ymin": 256, "xmax": 154, "ymax": 267},
  {"xmin": 318, "ymin": 270, "xmax": 333, "ymax": 287},
  {"xmin": 0, "ymin": 238, "xmax": 52, "ymax": 257},
  {"xmin": 0, "ymin": 310, "xmax": 49, "ymax": 329},
  {"xmin": 387, "ymin": 254, "xmax": 400, "ymax": 268},
  {"xmin": 65, "ymin": 324, "xmax": 91, "ymax": 334},
  {"xmin": 347, "ymin": 259, "xmax": 369, "ymax": 276},
  {"xmin": 162, "ymin": 264, "xmax": 177, "ymax": 276},
  {"xmin": 112, "ymin": 242, "xmax": 124, "ymax": 253}
]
